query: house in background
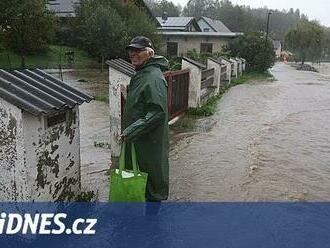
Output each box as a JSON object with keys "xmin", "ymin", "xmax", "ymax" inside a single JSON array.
[
  {"xmin": 47, "ymin": 0, "xmax": 159, "ymax": 26},
  {"xmin": 47, "ymin": 0, "xmax": 80, "ymax": 17},
  {"xmin": 157, "ymin": 14, "xmax": 241, "ymax": 57},
  {"xmin": 272, "ymin": 40, "xmax": 282, "ymax": 58}
]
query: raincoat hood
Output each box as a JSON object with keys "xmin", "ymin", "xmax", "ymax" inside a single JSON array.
[{"xmin": 136, "ymin": 55, "xmax": 169, "ymax": 72}]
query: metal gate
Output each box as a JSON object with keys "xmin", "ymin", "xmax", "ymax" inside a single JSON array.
[{"xmin": 164, "ymin": 69, "xmax": 190, "ymax": 120}]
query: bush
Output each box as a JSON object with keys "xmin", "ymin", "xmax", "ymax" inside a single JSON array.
[{"xmin": 224, "ymin": 32, "xmax": 275, "ymax": 72}]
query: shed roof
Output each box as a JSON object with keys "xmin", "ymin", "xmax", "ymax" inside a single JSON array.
[
  {"xmin": 199, "ymin": 17, "xmax": 231, "ymax": 33},
  {"xmin": 0, "ymin": 69, "xmax": 93, "ymax": 116},
  {"xmin": 106, "ymin": 58, "xmax": 136, "ymax": 77}
]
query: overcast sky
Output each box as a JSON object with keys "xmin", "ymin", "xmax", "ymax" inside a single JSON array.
[{"xmin": 172, "ymin": 0, "xmax": 330, "ymax": 27}]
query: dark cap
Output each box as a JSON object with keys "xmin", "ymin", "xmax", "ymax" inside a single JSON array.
[{"xmin": 126, "ymin": 36, "xmax": 154, "ymax": 50}]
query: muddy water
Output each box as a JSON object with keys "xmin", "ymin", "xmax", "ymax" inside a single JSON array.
[
  {"xmin": 48, "ymin": 69, "xmax": 111, "ymax": 201},
  {"xmin": 169, "ymin": 63, "xmax": 330, "ymax": 201}
]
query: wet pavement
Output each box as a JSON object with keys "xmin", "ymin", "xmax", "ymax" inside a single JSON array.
[{"xmin": 169, "ymin": 62, "xmax": 330, "ymax": 201}]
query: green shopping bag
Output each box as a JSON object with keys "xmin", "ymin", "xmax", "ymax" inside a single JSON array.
[{"xmin": 109, "ymin": 143, "xmax": 148, "ymax": 202}]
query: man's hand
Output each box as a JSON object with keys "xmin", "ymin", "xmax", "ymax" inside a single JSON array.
[{"xmin": 119, "ymin": 133, "xmax": 127, "ymax": 143}]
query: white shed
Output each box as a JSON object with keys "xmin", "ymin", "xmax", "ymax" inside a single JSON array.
[{"xmin": 0, "ymin": 69, "xmax": 93, "ymax": 201}]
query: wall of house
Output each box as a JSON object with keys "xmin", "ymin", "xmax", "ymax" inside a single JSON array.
[
  {"xmin": 0, "ymin": 99, "xmax": 27, "ymax": 201},
  {"xmin": 23, "ymin": 106, "xmax": 81, "ymax": 201},
  {"xmin": 162, "ymin": 35, "xmax": 231, "ymax": 56}
]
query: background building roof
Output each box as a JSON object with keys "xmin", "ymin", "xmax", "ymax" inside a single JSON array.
[
  {"xmin": 0, "ymin": 69, "xmax": 93, "ymax": 116},
  {"xmin": 47, "ymin": 0, "xmax": 80, "ymax": 17},
  {"xmin": 199, "ymin": 17, "xmax": 231, "ymax": 33},
  {"xmin": 156, "ymin": 17, "xmax": 201, "ymax": 31}
]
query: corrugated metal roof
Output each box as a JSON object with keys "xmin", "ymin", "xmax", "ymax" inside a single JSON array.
[
  {"xmin": 106, "ymin": 58, "xmax": 136, "ymax": 77},
  {"xmin": 156, "ymin": 17, "xmax": 195, "ymax": 27},
  {"xmin": 200, "ymin": 17, "xmax": 231, "ymax": 33},
  {"xmin": 0, "ymin": 69, "xmax": 93, "ymax": 116}
]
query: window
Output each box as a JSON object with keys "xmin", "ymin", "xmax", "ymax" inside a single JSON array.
[
  {"xmin": 203, "ymin": 28, "xmax": 210, "ymax": 32},
  {"xmin": 167, "ymin": 42, "xmax": 178, "ymax": 57},
  {"xmin": 200, "ymin": 43, "xmax": 213, "ymax": 53}
]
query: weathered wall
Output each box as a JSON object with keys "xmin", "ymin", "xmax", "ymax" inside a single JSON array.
[
  {"xmin": 23, "ymin": 106, "xmax": 81, "ymax": 201},
  {"xmin": 161, "ymin": 35, "xmax": 231, "ymax": 57},
  {"xmin": 182, "ymin": 59, "xmax": 202, "ymax": 108},
  {"xmin": 0, "ymin": 99, "xmax": 27, "ymax": 201},
  {"xmin": 207, "ymin": 59, "xmax": 221, "ymax": 94},
  {"xmin": 109, "ymin": 67, "xmax": 131, "ymax": 157}
]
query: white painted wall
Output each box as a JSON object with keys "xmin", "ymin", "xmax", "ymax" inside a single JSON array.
[
  {"xmin": 109, "ymin": 67, "xmax": 131, "ymax": 157},
  {"xmin": 0, "ymin": 99, "xmax": 26, "ymax": 201},
  {"xmin": 207, "ymin": 58, "xmax": 221, "ymax": 94},
  {"xmin": 23, "ymin": 106, "xmax": 81, "ymax": 201},
  {"xmin": 220, "ymin": 58, "xmax": 232, "ymax": 84},
  {"xmin": 230, "ymin": 58, "xmax": 238, "ymax": 78},
  {"xmin": 182, "ymin": 59, "xmax": 202, "ymax": 108},
  {"xmin": 161, "ymin": 35, "xmax": 231, "ymax": 57}
]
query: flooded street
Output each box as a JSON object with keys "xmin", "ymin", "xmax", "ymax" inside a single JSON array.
[
  {"xmin": 170, "ymin": 63, "xmax": 330, "ymax": 201},
  {"xmin": 48, "ymin": 63, "xmax": 330, "ymax": 202}
]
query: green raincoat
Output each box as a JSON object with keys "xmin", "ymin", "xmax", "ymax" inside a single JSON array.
[{"xmin": 122, "ymin": 55, "xmax": 169, "ymax": 201}]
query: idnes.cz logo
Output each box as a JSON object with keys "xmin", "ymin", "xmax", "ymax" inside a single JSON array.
[{"xmin": 0, "ymin": 213, "xmax": 97, "ymax": 235}]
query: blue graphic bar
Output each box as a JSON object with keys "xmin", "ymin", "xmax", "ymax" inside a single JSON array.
[{"xmin": 0, "ymin": 202, "xmax": 329, "ymax": 248}]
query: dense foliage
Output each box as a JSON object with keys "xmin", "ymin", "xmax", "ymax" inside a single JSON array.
[
  {"xmin": 285, "ymin": 20, "xmax": 326, "ymax": 64},
  {"xmin": 145, "ymin": 0, "xmax": 181, "ymax": 17},
  {"xmin": 0, "ymin": 0, "xmax": 56, "ymax": 67},
  {"xmin": 225, "ymin": 32, "xmax": 275, "ymax": 72},
  {"xmin": 73, "ymin": 0, "xmax": 162, "ymax": 66}
]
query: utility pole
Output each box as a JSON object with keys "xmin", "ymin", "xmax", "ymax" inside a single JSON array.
[{"xmin": 265, "ymin": 11, "xmax": 272, "ymax": 44}]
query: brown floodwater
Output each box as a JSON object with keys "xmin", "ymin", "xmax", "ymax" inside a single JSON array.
[
  {"xmin": 47, "ymin": 63, "xmax": 330, "ymax": 202},
  {"xmin": 169, "ymin": 63, "xmax": 330, "ymax": 202}
]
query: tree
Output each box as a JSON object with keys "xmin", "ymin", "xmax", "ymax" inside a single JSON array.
[
  {"xmin": 183, "ymin": 0, "xmax": 220, "ymax": 19},
  {"xmin": 0, "ymin": 0, "xmax": 56, "ymax": 68},
  {"xmin": 74, "ymin": 0, "xmax": 162, "ymax": 69},
  {"xmin": 285, "ymin": 20, "xmax": 325, "ymax": 64},
  {"xmin": 225, "ymin": 32, "xmax": 275, "ymax": 72},
  {"xmin": 74, "ymin": 0, "xmax": 127, "ymax": 71},
  {"xmin": 146, "ymin": 0, "xmax": 181, "ymax": 17}
]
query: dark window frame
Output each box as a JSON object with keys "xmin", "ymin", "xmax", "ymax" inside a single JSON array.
[{"xmin": 200, "ymin": 43, "xmax": 213, "ymax": 53}]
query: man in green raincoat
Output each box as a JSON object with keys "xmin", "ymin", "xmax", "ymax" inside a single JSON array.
[{"xmin": 121, "ymin": 36, "xmax": 169, "ymax": 201}]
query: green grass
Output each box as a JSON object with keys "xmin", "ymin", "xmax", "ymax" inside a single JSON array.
[
  {"xmin": 187, "ymin": 71, "xmax": 274, "ymax": 117},
  {"xmin": 231, "ymin": 71, "xmax": 275, "ymax": 86},
  {"xmin": 0, "ymin": 45, "xmax": 97, "ymax": 69}
]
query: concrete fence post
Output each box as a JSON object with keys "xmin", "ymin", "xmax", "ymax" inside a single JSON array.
[
  {"xmin": 108, "ymin": 67, "xmax": 131, "ymax": 157},
  {"xmin": 220, "ymin": 57, "xmax": 232, "ymax": 85},
  {"xmin": 182, "ymin": 58, "xmax": 203, "ymax": 108},
  {"xmin": 207, "ymin": 58, "xmax": 221, "ymax": 94},
  {"xmin": 230, "ymin": 58, "xmax": 238, "ymax": 79}
]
